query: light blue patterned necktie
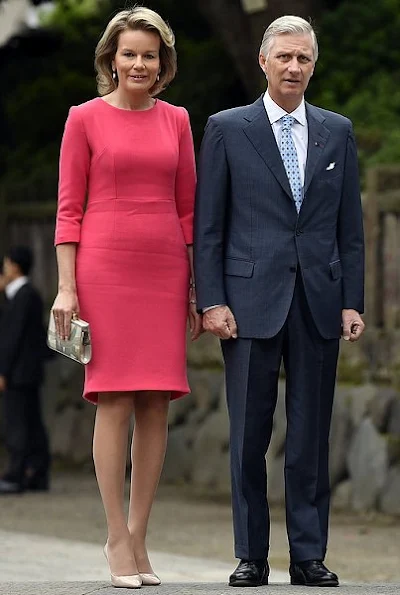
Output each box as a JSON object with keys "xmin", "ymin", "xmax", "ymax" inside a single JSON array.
[{"xmin": 279, "ymin": 115, "xmax": 303, "ymax": 213}]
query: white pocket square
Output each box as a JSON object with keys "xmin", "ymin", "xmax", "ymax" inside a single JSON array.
[{"xmin": 326, "ymin": 162, "xmax": 336, "ymax": 171}]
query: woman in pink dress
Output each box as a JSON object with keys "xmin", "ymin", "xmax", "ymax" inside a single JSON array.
[{"xmin": 51, "ymin": 6, "xmax": 201, "ymax": 588}]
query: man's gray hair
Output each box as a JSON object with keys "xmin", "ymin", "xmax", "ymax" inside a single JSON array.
[{"xmin": 260, "ymin": 15, "xmax": 318, "ymax": 62}]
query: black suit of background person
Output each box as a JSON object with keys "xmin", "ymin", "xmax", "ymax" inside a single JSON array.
[{"xmin": 0, "ymin": 246, "xmax": 50, "ymax": 494}]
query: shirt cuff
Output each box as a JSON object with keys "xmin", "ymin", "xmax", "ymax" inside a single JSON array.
[{"xmin": 202, "ymin": 304, "xmax": 224, "ymax": 313}]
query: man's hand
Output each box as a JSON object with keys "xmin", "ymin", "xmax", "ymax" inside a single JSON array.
[
  {"xmin": 203, "ymin": 305, "xmax": 238, "ymax": 339},
  {"xmin": 0, "ymin": 375, "xmax": 6, "ymax": 392},
  {"xmin": 342, "ymin": 309, "xmax": 365, "ymax": 342}
]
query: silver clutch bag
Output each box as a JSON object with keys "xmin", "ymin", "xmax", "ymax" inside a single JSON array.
[{"xmin": 47, "ymin": 314, "xmax": 92, "ymax": 365}]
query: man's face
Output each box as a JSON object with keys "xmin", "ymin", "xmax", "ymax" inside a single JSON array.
[
  {"xmin": 259, "ymin": 33, "xmax": 315, "ymax": 111},
  {"xmin": 2, "ymin": 257, "xmax": 18, "ymax": 283}
]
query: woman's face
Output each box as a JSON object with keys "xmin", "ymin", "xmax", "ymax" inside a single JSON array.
[{"xmin": 112, "ymin": 29, "xmax": 161, "ymax": 96}]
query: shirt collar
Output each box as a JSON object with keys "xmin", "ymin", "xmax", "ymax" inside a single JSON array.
[
  {"xmin": 263, "ymin": 90, "xmax": 307, "ymax": 127},
  {"xmin": 5, "ymin": 276, "xmax": 29, "ymax": 300}
]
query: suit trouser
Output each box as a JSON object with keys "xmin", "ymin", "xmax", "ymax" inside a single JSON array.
[
  {"xmin": 2, "ymin": 385, "xmax": 50, "ymax": 485},
  {"xmin": 221, "ymin": 275, "xmax": 339, "ymax": 562}
]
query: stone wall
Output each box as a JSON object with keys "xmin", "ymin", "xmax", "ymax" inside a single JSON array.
[{"xmin": 38, "ymin": 331, "xmax": 400, "ymax": 517}]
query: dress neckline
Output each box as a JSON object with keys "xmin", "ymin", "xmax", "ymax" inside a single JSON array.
[{"xmin": 98, "ymin": 97, "xmax": 158, "ymax": 113}]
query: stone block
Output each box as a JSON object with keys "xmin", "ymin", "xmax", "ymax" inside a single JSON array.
[
  {"xmin": 168, "ymin": 393, "xmax": 195, "ymax": 427},
  {"xmin": 368, "ymin": 387, "xmax": 398, "ymax": 432},
  {"xmin": 329, "ymin": 386, "xmax": 352, "ymax": 488},
  {"xmin": 347, "ymin": 417, "xmax": 388, "ymax": 512},
  {"xmin": 162, "ymin": 425, "xmax": 194, "ymax": 484},
  {"xmin": 331, "ymin": 479, "xmax": 352, "ymax": 512},
  {"xmin": 51, "ymin": 406, "xmax": 79, "ymax": 458},
  {"xmin": 348, "ymin": 384, "xmax": 377, "ymax": 428},
  {"xmin": 187, "ymin": 369, "xmax": 224, "ymax": 419},
  {"xmin": 187, "ymin": 333, "xmax": 223, "ymax": 368},
  {"xmin": 387, "ymin": 397, "xmax": 400, "ymax": 437},
  {"xmin": 191, "ymin": 410, "xmax": 230, "ymax": 487},
  {"xmin": 379, "ymin": 465, "xmax": 400, "ymax": 516},
  {"xmin": 70, "ymin": 403, "xmax": 95, "ymax": 465},
  {"xmin": 214, "ymin": 450, "xmax": 231, "ymax": 495},
  {"xmin": 267, "ymin": 454, "xmax": 285, "ymax": 506},
  {"xmin": 269, "ymin": 381, "xmax": 286, "ymax": 458},
  {"xmin": 337, "ymin": 340, "xmax": 368, "ymax": 384}
]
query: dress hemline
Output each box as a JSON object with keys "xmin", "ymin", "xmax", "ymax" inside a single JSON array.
[{"xmin": 83, "ymin": 386, "xmax": 190, "ymax": 405}]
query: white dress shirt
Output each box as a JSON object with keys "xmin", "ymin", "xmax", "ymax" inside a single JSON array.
[
  {"xmin": 263, "ymin": 90, "xmax": 308, "ymax": 185},
  {"xmin": 5, "ymin": 276, "xmax": 29, "ymax": 300}
]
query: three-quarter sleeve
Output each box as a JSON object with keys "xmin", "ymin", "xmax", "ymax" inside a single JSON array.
[
  {"xmin": 175, "ymin": 108, "xmax": 196, "ymax": 244},
  {"xmin": 55, "ymin": 106, "xmax": 90, "ymax": 245}
]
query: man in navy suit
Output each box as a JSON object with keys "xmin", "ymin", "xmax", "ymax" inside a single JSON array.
[
  {"xmin": 0, "ymin": 246, "xmax": 50, "ymax": 494},
  {"xmin": 194, "ymin": 16, "xmax": 365, "ymax": 588}
]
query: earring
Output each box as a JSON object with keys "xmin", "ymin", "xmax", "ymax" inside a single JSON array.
[
  {"xmin": 112, "ymin": 70, "xmax": 117, "ymax": 81},
  {"xmin": 156, "ymin": 74, "xmax": 160, "ymax": 82}
]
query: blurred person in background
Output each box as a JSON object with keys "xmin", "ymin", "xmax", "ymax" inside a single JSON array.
[
  {"xmin": 51, "ymin": 6, "xmax": 201, "ymax": 589},
  {"xmin": 0, "ymin": 245, "xmax": 51, "ymax": 495},
  {"xmin": 195, "ymin": 15, "xmax": 365, "ymax": 589}
]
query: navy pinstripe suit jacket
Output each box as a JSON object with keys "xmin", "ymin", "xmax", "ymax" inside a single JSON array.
[{"xmin": 194, "ymin": 96, "xmax": 364, "ymax": 340}]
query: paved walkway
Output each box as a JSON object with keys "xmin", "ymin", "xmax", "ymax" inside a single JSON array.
[
  {"xmin": 2, "ymin": 582, "xmax": 400, "ymax": 594},
  {"xmin": 0, "ymin": 529, "xmax": 288, "ymax": 584},
  {"xmin": 0, "ymin": 530, "xmax": 399, "ymax": 593}
]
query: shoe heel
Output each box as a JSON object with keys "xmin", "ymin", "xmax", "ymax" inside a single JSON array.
[
  {"xmin": 104, "ymin": 544, "xmax": 142, "ymax": 589},
  {"xmin": 110, "ymin": 574, "xmax": 142, "ymax": 588}
]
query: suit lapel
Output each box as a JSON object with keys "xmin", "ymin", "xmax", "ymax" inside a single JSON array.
[
  {"xmin": 243, "ymin": 97, "xmax": 293, "ymax": 200},
  {"xmin": 304, "ymin": 103, "xmax": 330, "ymax": 194}
]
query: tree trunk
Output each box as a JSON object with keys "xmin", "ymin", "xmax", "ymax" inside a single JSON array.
[
  {"xmin": 196, "ymin": 0, "xmax": 262, "ymax": 99},
  {"xmin": 197, "ymin": 0, "xmax": 322, "ymax": 100}
]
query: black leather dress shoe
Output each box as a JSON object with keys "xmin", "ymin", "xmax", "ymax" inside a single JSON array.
[
  {"xmin": 290, "ymin": 560, "xmax": 339, "ymax": 587},
  {"xmin": 229, "ymin": 559, "xmax": 269, "ymax": 587},
  {"xmin": 24, "ymin": 474, "xmax": 50, "ymax": 492},
  {"xmin": 0, "ymin": 479, "xmax": 24, "ymax": 495}
]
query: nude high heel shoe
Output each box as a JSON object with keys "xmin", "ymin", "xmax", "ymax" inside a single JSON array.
[
  {"xmin": 140, "ymin": 573, "xmax": 161, "ymax": 586},
  {"xmin": 103, "ymin": 544, "xmax": 142, "ymax": 589}
]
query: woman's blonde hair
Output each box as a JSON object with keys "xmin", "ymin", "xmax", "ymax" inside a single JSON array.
[{"xmin": 94, "ymin": 6, "xmax": 177, "ymax": 97}]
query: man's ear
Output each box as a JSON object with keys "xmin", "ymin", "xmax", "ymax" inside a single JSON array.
[{"xmin": 259, "ymin": 53, "xmax": 267, "ymax": 75}]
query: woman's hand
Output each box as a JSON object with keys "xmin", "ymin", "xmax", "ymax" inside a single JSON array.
[
  {"xmin": 188, "ymin": 286, "xmax": 202, "ymax": 341},
  {"xmin": 51, "ymin": 288, "xmax": 79, "ymax": 340},
  {"xmin": 189, "ymin": 302, "xmax": 203, "ymax": 341}
]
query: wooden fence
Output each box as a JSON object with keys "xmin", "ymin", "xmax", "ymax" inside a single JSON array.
[
  {"xmin": 364, "ymin": 166, "xmax": 400, "ymax": 330},
  {"xmin": 0, "ymin": 193, "xmax": 57, "ymax": 306},
  {"xmin": 1, "ymin": 164, "xmax": 400, "ymax": 324}
]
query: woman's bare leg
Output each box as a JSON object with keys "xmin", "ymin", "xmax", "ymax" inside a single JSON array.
[
  {"xmin": 128, "ymin": 391, "xmax": 170, "ymax": 573},
  {"xmin": 93, "ymin": 391, "xmax": 137, "ymax": 576}
]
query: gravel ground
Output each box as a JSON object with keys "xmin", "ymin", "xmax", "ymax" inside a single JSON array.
[{"xmin": 0, "ymin": 472, "xmax": 399, "ymax": 584}]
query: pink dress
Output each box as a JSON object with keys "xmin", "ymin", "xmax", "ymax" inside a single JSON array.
[{"xmin": 55, "ymin": 98, "xmax": 196, "ymax": 403}]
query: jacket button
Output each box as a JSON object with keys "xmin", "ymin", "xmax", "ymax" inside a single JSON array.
[{"xmin": 290, "ymin": 266, "xmax": 297, "ymax": 273}]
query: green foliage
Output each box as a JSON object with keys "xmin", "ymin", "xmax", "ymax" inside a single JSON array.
[
  {"xmin": 309, "ymin": 0, "xmax": 400, "ymax": 172},
  {"xmin": 0, "ymin": 0, "xmax": 245, "ymax": 202},
  {"xmin": 42, "ymin": 0, "xmax": 100, "ymax": 24},
  {"xmin": 2, "ymin": 0, "xmax": 400, "ymax": 200}
]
